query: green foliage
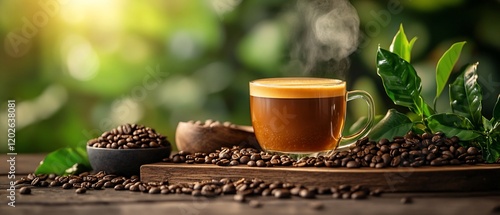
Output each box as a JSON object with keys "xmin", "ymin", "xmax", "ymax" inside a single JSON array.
[
  {"xmin": 435, "ymin": 41, "xmax": 466, "ymax": 107},
  {"xmin": 368, "ymin": 109, "xmax": 413, "ymax": 141},
  {"xmin": 35, "ymin": 147, "xmax": 91, "ymax": 175},
  {"xmin": 449, "ymin": 63, "xmax": 483, "ymax": 127},
  {"xmin": 377, "ymin": 48, "xmax": 434, "ymax": 117},
  {"xmin": 372, "ymin": 24, "xmax": 500, "ymax": 163},
  {"xmin": 389, "ymin": 24, "xmax": 417, "ymax": 63}
]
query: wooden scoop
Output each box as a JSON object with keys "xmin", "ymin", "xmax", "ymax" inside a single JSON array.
[{"xmin": 175, "ymin": 120, "xmax": 260, "ymax": 153}]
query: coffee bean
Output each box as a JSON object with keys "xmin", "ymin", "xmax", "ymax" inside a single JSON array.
[
  {"xmin": 467, "ymin": 147, "xmax": 479, "ymax": 155},
  {"xmin": 426, "ymin": 153, "xmax": 437, "ymax": 161},
  {"xmin": 390, "ymin": 143, "xmax": 400, "ymax": 150},
  {"xmin": 62, "ymin": 183, "xmax": 72, "ymax": 189},
  {"xmin": 346, "ymin": 161, "xmax": 360, "ymax": 168},
  {"xmin": 430, "ymin": 159, "xmax": 443, "ymax": 166},
  {"xmin": 129, "ymin": 185, "xmax": 140, "ymax": 192},
  {"xmin": 31, "ymin": 177, "xmax": 40, "ymax": 186},
  {"xmin": 234, "ymin": 194, "xmax": 246, "ymax": 202},
  {"xmin": 273, "ymin": 189, "xmax": 291, "ymax": 199},
  {"xmin": 299, "ymin": 189, "xmax": 315, "ymax": 199},
  {"xmin": 450, "ymin": 159, "xmax": 461, "ymax": 165},
  {"xmin": 400, "ymin": 197, "xmax": 412, "ymax": 204},
  {"xmin": 248, "ymin": 200, "xmax": 262, "ymax": 208},
  {"xmin": 229, "ymin": 160, "xmax": 239, "ymax": 166},
  {"xmin": 370, "ymin": 188, "xmax": 384, "ymax": 196},
  {"xmin": 351, "ymin": 191, "xmax": 367, "ymax": 199},
  {"xmin": 247, "ymin": 160, "xmax": 256, "ymax": 167},
  {"xmin": 49, "ymin": 181, "xmax": 60, "ymax": 187},
  {"xmin": 256, "ymin": 160, "xmax": 266, "ymax": 167},
  {"xmin": 338, "ymin": 184, "xmax": 351, "ymax": 191},
  {"xmin": 149, "ymin": 187, "xmax": 161, "ymax": 194},
  {"xmin": 75, "ymin": 188, "xmax": 86, "ymax": 194},
  {"xmin": 309, "ymin": 202, "xmax": 324, "ymax": 210},
  {"xmin": 222, "ymin": 184, "xmax": 236, "ymax": 194},
  {"xmin": 342, "ymin": 192, "xmax": 352, "ymax": 199},
  {"xmin": 250, "ymin": 154, "xmax": 261, "ymax": 161},
  {"xmin": 332, "ymin": 192, "xmax": 342, "ymax": 199},
  {"xmin": 19, "ymin": 187, "xmax": 31, "ymax": 195}
]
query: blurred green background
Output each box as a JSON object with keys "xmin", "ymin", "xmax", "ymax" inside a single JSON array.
[{"xmin": 1, "ymin": 0, "xmax": 499, "ymax": 153}]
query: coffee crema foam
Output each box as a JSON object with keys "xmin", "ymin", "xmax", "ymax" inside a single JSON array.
[{"xmin": 249, "ymin": 77, "xmax": 346, "ymax": 98}]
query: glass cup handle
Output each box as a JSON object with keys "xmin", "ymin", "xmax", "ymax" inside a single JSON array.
[{"xmin": 336, "ymin": 90, "xmax": 375, "ymax": 151}]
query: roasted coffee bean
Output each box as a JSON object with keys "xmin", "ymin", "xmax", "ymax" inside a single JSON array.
[
  {"xmin": 370, "ymin": 189, "xmax": 384, "ymax": 196},
  {"xmin": 351, "ymin": 191, "xmax": 367, "ymax": 199},
  {"xmin": 450, "ymin": 159, "xmax": 461, "ymax": 165},
  {"xmin": 256, "ymin": 160, "xmax": 266, "ymax": 167},
  {"xmin": 309, "ymin": 202, "xmax": 324, "ymax": 210},
  {"xmin": 19, "ymin": 187, "xmax": 31, "ymax": 195},
  {"xmin": 467, "ymin": 147, "xmax": 479, "ymax": 155},
  {"xmin": 149, "ymin": 187, "xmax": 161, "ymax": 194},
  {"xmin": 129, "ymin": 185, "xmax": 140, "ymax": 192},
  {"xmin": 239, "ymin": 155, "xmax": 250, "ymax": 164},
  {"xmin": 342, "ymin": 192, "xmax": 352, "ymax": 199},
  {"xmin": 247, "ymin": 160, "xmax": 257, "ymax": 167},
  {"xmin": 332, "ymin": 192, "xmax": 342, "ymax": 199},
  {"xmin": 250, "ymin": 154, "xmax": 261, "ymax": 161},
  {"xmin": 31, "ymin": 177, "xmax": 40, "ymax": 186},
  {"xmin": 62, "ymin": 183, "xmax": 72, "ymax": 189},
  {"xmin": 248, "ymin": 200, "xmax": 262, "ymax": 208},
  {"xmin": 346, "ymin": 161, "xmax": 360, "ymax": 168},
  {"xmin": 39, "ymin": 181, "xmax": 50, "ymax": 187},
  {"xmin": 233, "ymin": 194, "xmax": 246, "ymax": 202},
  {"xmin": 299, "ymin": 189, "xmax": 315, "ymax": 199},
  {"xmin": 400, "ymin": 197, "xmax": 412, "ymax": 204},
  {"xmin": 75, "ymin": 188, "xmax": 86, "ymax": 194},
  {"xmin": 273, "ymin": 189, "xmax": 291, "ymax": 199},
  {"xmin": 49, "ymin": 181, "xmax": 60, "ymax": 187},
  {"xmin": 222, "ymin": 184, "xmax": 236, "ymax": 194}
]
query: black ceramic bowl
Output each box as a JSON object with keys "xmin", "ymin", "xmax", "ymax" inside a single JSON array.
[{"xmin": 87, "ymin": 146, "xmax": 171, "ymax": 176}]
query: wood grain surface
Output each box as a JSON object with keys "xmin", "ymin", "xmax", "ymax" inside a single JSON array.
[{"xmin": 141, "ymin": 163, "xmax": 500, "ymax": 192}]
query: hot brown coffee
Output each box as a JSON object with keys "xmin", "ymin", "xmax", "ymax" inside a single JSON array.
[{"xmin": 250, "ymin": 78, "xmax": 347, "ymax": 153}]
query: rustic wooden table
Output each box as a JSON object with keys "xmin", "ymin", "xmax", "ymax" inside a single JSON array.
[{"xmin": 1, "ymin": 154, "xmax": 499, "ymax": 215}]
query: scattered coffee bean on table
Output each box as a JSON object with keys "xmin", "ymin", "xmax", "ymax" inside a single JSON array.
[
  {"xmin": 75, "ymin": 188, "xmax": 86, "ymax": 194},
  {"xmin": 400, "ymin": 197, "xmax": 413, "ymax": 204},
  {"xmin": 309, "ymin": 202, "xmax": 324, "ymax": 210},
  {"xmin": 248, "ymin": 200, "xmax": 262, "ymax": 208},
  {"xmin": 19, "ymin": 187, "xmax": 31, "ymax": 195},
  {"xmin": 87, "ymin": 124, "xmax": 171, "ymax": 149},
  {"xmin": 18, "ymin": 171, "xmax": 384, "ymax": 206}
]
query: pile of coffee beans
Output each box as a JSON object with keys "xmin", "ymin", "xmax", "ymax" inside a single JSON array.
[
  {"xmin": 87, "ymin": 124, "xmax": 171, "ymax": 149},
  {"xmin": 15, "ymin": 171, "xmax": 383, "ymax": 206},
  {"xmin": 165, "ymin": 131, "xmax": 485, "ymax": 168}
]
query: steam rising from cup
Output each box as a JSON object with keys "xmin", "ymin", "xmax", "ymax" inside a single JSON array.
[{"xmin": 289, "ymin": 0, "xmax": 360, "ymax": 78}]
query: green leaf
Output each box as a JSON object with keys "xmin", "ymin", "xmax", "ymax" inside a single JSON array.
[
  {"xmin": 377, "ymin": 48, "xmax": 434, "ymax": 117},
  {"xmin": 348, "ymin": 115, "xmax": 384, "ymax": 135},
  {"xmin": 368, "ymin": 109, "xmax": 413, "ymax": 141},
  {"xmin": 434, "ymin": 41, "xmax": 466, "ymax": 107},
  {"xmin": 35, "ymin": 147, "xmax": 91, "ymax": 175},
  {"xmin": 389, "ymin": 24, "xmax": 418, "ymax": 63},
  {"xmin": 449, "ymin": 63, "xmax": 482, "ymax": 128},
  {"xmin": 484, "ymin": 132, "xmax": 500, "ymax": 163},
  {"xmin": 483, "ymin": 116, "xmax": 493, "ymax": 131},
  {"xmin": 492, "ymin": 94, "xmax": 500, "ymax": 124},
  {"xmin": 427, "ymin": 113, "xmax": 482, "ymax": 141}
]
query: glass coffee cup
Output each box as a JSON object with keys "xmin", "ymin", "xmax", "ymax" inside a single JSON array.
[{"xmin": 249, "ymin": 77, "xmax": 374, "ymax": 156}]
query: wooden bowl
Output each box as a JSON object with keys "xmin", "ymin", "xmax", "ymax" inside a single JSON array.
[{"xmin": 175, "ymin": 120, "xmax": 260, "ymax": 153}]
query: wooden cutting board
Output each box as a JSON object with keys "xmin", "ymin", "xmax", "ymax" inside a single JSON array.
[{"xmin": 140, "ymin": 163, "xmax": 500, "ymax": 192}]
